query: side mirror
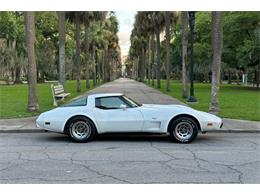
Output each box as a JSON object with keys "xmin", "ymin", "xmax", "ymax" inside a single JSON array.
[{"xmin": 120, "ymin": 104, "xmax": 127, "ymax": 110}]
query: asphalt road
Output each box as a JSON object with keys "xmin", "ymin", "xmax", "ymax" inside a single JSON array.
[{"xmin": 0, "ymin": 132, "xmax": 259, "ymax": 184}]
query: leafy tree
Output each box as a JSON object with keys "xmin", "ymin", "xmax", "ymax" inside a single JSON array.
[
  {"xmin": 0, "ymin": 12, "xmax": 26, "ymax": 83},
  {"xmin": 35, "ymin": 12, "xmax": 58, "ymax": 82}
]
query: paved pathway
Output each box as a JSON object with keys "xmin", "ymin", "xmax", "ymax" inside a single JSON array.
[{"xmin": 85, "ymin": 78, "xmax": 185, "ymax": 105}]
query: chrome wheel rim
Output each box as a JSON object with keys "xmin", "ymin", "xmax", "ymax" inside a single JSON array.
[
  {"xmin": 174, "ymin": 121, "xmax": 193, "ymax": 141},
  {"xmin": 71, "ymin": 121, "xmax": 91, "ymax": 140}
]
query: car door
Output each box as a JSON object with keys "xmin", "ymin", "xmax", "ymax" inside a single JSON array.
[
  {"xmin": 137, "ymin": 106, "xmax": 163, "ymax": 132},
  {"xmin": 92, "ymin": 96, "xmax": 144, "ymax": 133}
]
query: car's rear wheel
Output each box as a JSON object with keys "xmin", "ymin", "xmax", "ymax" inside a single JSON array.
[
  {"xmin": 169, "ymin": 116, "xmax": 198, "ymax": 143},
  {"xmin": 67, "ymin": 116, "xmax": 96, "ymax": 143}
]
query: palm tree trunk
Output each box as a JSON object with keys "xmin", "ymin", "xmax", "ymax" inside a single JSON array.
[
  {"xmin": 155, "ymin": 28, "xmax": 161, "ymax": 89},
  {"xmin": 104, "ymin": 47, "xmax": 110, "ymax": 82},
  {"xmin": 140, "ymin": 48, "xmax": 145, "ymax": 82},
  {"xmin": 97, "ymin": 50, "xmax": 101, "ymax": 84},
  {"xmin": 147, "ymin": 36, "xmax": 151, "ymax": 84},
  {"xmin": 137, "ymin": 56, "xmax": 140, "ymax": 80},
  {"xmin": 165, "ymin": 11, "xmax": 171, "ymax": 92},
  {"xmin": 209, "ymin": 12, "xmax": 223, "ymax": 115},
  {"xmin": 228, "ymin": 69, "xmax": 232, "ymax": 84},
  {"xmin": 93, "ymin": 46, "xmax": 97, "ymax": 86},
  {"xmin": 132, "ymin": 58, "xmax": 135, "ymax": 79},
  {"xmin": 24, "ymin": 11, "xmax": 39, "ymax": 112},
  {"xmin": 84, "ymin": 13, "xmax": 90, "ymax": 89},
  {"xmin": 58, "ymin": 11, "xmax": 66, "ymax": 88},
  {"xmin": 11, "ymin": 68, "xmax": 15, "ymax": 82},
  {"xmin": 107, "ymin": 49, "xmax": 111, "ymax": 82},
  {"xmin": 75, "ymin": 12, "xmax": 81, "ymax": 92},
  {"xmin": 14, "ymin": 65, "xmax": 22, "ymax": 84},
  {"xmin": 257, "ymin": 64, "xmax": 260, "ymax": 88},
  {"xmin": 102, "ymin": 49, "xmax": 105, "ymax": 82},
  {"xmin": 151, "ymin": 34, "xmax": 155, "ymax": 87},
  {"xmin": 181, "ymin": 11, "xmax": 188, "ymax": 98}
]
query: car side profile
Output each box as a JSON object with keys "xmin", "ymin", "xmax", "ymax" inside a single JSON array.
[{"xmin": 36, "ymin": 93, "xmax": 223, "ymax": 143}]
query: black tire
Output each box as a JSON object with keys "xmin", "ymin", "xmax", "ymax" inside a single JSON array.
[
  {"xmin": 67, "ymin": 116, "xmax": 96, "ymax": 143},
  {"xmin": 169, "ymin": 116, "xmax": 198, "ymax": 143}
]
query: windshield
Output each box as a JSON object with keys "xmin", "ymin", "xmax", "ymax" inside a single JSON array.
[
  {"xmin": 62, "ymin": 96, "xmax": 87, "ymax": 107},
  {"xmin": 122, "ymin": 95, "xmax": 141, "ymax": 107}
]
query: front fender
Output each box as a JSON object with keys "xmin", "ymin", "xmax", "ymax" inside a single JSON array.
[
  {"xmin": 165, "ymin": 112, "xmax": 202, "ymax": 133},
  {"xmin": 62, "ymin": 113, "xmax": 99, "ymax": 134}
]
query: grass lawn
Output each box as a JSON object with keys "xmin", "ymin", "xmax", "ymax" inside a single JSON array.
[
  {"xmin": 0, "ymin": 80, "xmax": 97, "ymax": 119},
  {"xmin": 147, "ymin": 80, "xmax": 260, "ymax": 121}
]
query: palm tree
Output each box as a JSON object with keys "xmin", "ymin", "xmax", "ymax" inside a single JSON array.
[
  {"xmin": 102, "ymin": 19, "xmax": 112, "ymax": 82},
  {"xmin": 209, "ymin": 12, "xmax": 224, "ymax": 115},
  {"xmin": 155, "ymin": 26, "xmax": 161, "ymax": 88},
  {"xmin": 57, "ymin": 11, "xmax": 66, "ymax": 88},
  {"xmin": 144, "ymin": 12, "xmax": 156, "ymax": 86},
  {"xmin": 164, "ymin": 11, "xmax": 171, "ymax": 92},
  {"xmin": 84, "ymin": 12, "xmax": 91, "ymax": 89},
  {"xmin": 181, "ymin": 11, "xmax": 188, "ymax": 98},
  {"xmin": 152, "ymin": 12, "xmax": 164, "ymax": 89},
  {"xmin": 66, "ymin": 12, "xmax": 84, "ymax": 92},
  {"xmin": 84, "ymin": 11, "xmax": 107, "ymax": 88},
  {"xmin": 102, "ymin": 13, "xmax": 120, "ymax": 82},
  {"xmin": 24, "ymin": 11, "xmax": 38, "ymax": 112},
  {"xmin": 75, "ymin": 12, "xmax": 81, "ymax": 92},
  {"xmin": 147, "ymin": 36, "xmax": 151, "ymax": 84},
  {"xmin": 136, "ymin": 12, "xmax": 148, "ymax": 82},
  {"xmin": 150, "ymin": 34, "xmax": 155, "ymax": 86}
]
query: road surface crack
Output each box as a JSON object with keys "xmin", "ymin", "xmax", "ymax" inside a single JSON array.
[
  {"xmin": 74, "ymin": 161, "xmax": 131, "ymax": 184},
  {"xmin": 149, "ymin": 141, "xmax": 178, "ymax": 160}
]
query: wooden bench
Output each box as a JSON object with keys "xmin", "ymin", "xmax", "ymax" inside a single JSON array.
[{"xmin": 51, "ymin": 83, "xmax": 70, "ymax": 106}]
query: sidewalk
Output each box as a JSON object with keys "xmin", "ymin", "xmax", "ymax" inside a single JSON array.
[{"xmin": 0, "ymin": 78, "xmax": 259, "ymax": 133}]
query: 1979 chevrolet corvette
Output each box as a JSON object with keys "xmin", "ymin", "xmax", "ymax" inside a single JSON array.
[{"xmin": 36, "ymin": 93, "xmax": 223, "ymax": 143}]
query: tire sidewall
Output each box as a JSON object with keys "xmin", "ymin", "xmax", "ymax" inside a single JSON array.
[
  {"xmin": 68, "ymin": 116, "xmax": 96, "ymax": 143},
  {"xmin": 170, "ymin": 117, "xmax": 198, "ymax": 143}
]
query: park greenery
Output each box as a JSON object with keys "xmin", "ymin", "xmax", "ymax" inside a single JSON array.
[
  {"xmin": 147, "ymin": 80, "xmax": 260, "ymax": 121},
  {"xmin": 127, "ymin": 12, "xmax": 259, "ymax": 84},
  {"xmin": 126, "ymin": 11, "xmax": 259, "ymax": 115},
  {"xmin": 0, "ymin": 11, "xmax": 259, "ymax": 120},
  {"xmin": 0, "ymin": 80, "xmax": 96, "ymax": 118},
  {"xmin": 0, "ymin": 11, "xmax": 121, "ymax": 115}
]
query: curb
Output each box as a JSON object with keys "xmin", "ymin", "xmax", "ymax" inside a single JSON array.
[
  {"xmin": 0, "ymin": 129, "xmax": 47, "ymax": 133},
  {"xmin": 205, "ymin": 130, "xmax": 260, "ymax": 133}
]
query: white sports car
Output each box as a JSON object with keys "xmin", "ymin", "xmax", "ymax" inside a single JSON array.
[{"xmin": 36, "ymin": 93, "xmax": 223, "ymax": 143}]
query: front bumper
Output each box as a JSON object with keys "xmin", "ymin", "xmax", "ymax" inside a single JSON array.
[{"xmin": 36, "ymin": 114, "xmax": 45, "ymax": 129}]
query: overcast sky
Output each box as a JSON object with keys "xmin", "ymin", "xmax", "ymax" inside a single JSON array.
[{"xmin": 115, "ymin": 11, "xmax": 136, "ymax": 59}]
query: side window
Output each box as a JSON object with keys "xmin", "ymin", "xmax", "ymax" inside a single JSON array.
[{"xmin": 95, "ymin": 97, "xmax": 127, "ymax": 109}]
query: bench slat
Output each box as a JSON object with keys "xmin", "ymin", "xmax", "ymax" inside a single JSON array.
[
  {"xmin": 54, "ymin": 89, "xmax": 65, "ymax": 94},
  {"xmin": 54, "ymin": 86, "xmax": 63, "ymax": 89},
  {"xmin": 55, "ymin": 93, "xmax": 70, "ymax": 98}
]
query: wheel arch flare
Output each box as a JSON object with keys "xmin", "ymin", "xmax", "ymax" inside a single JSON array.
[
  {"xmin": 167, "ymin": 114, "xmax": 201, "ymax": 133},
  {"xmin": 63, "ymin": 114, "xmax": 98, "ymax": 134}
]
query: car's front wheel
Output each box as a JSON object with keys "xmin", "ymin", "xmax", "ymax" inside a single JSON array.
[
  {"xmin": 67, "ymin": 116, "xmax": 96, "ymax": 143},
  {"xmin": 169, "ymin": 116, "xmax": 198, "ymax": 143}
]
